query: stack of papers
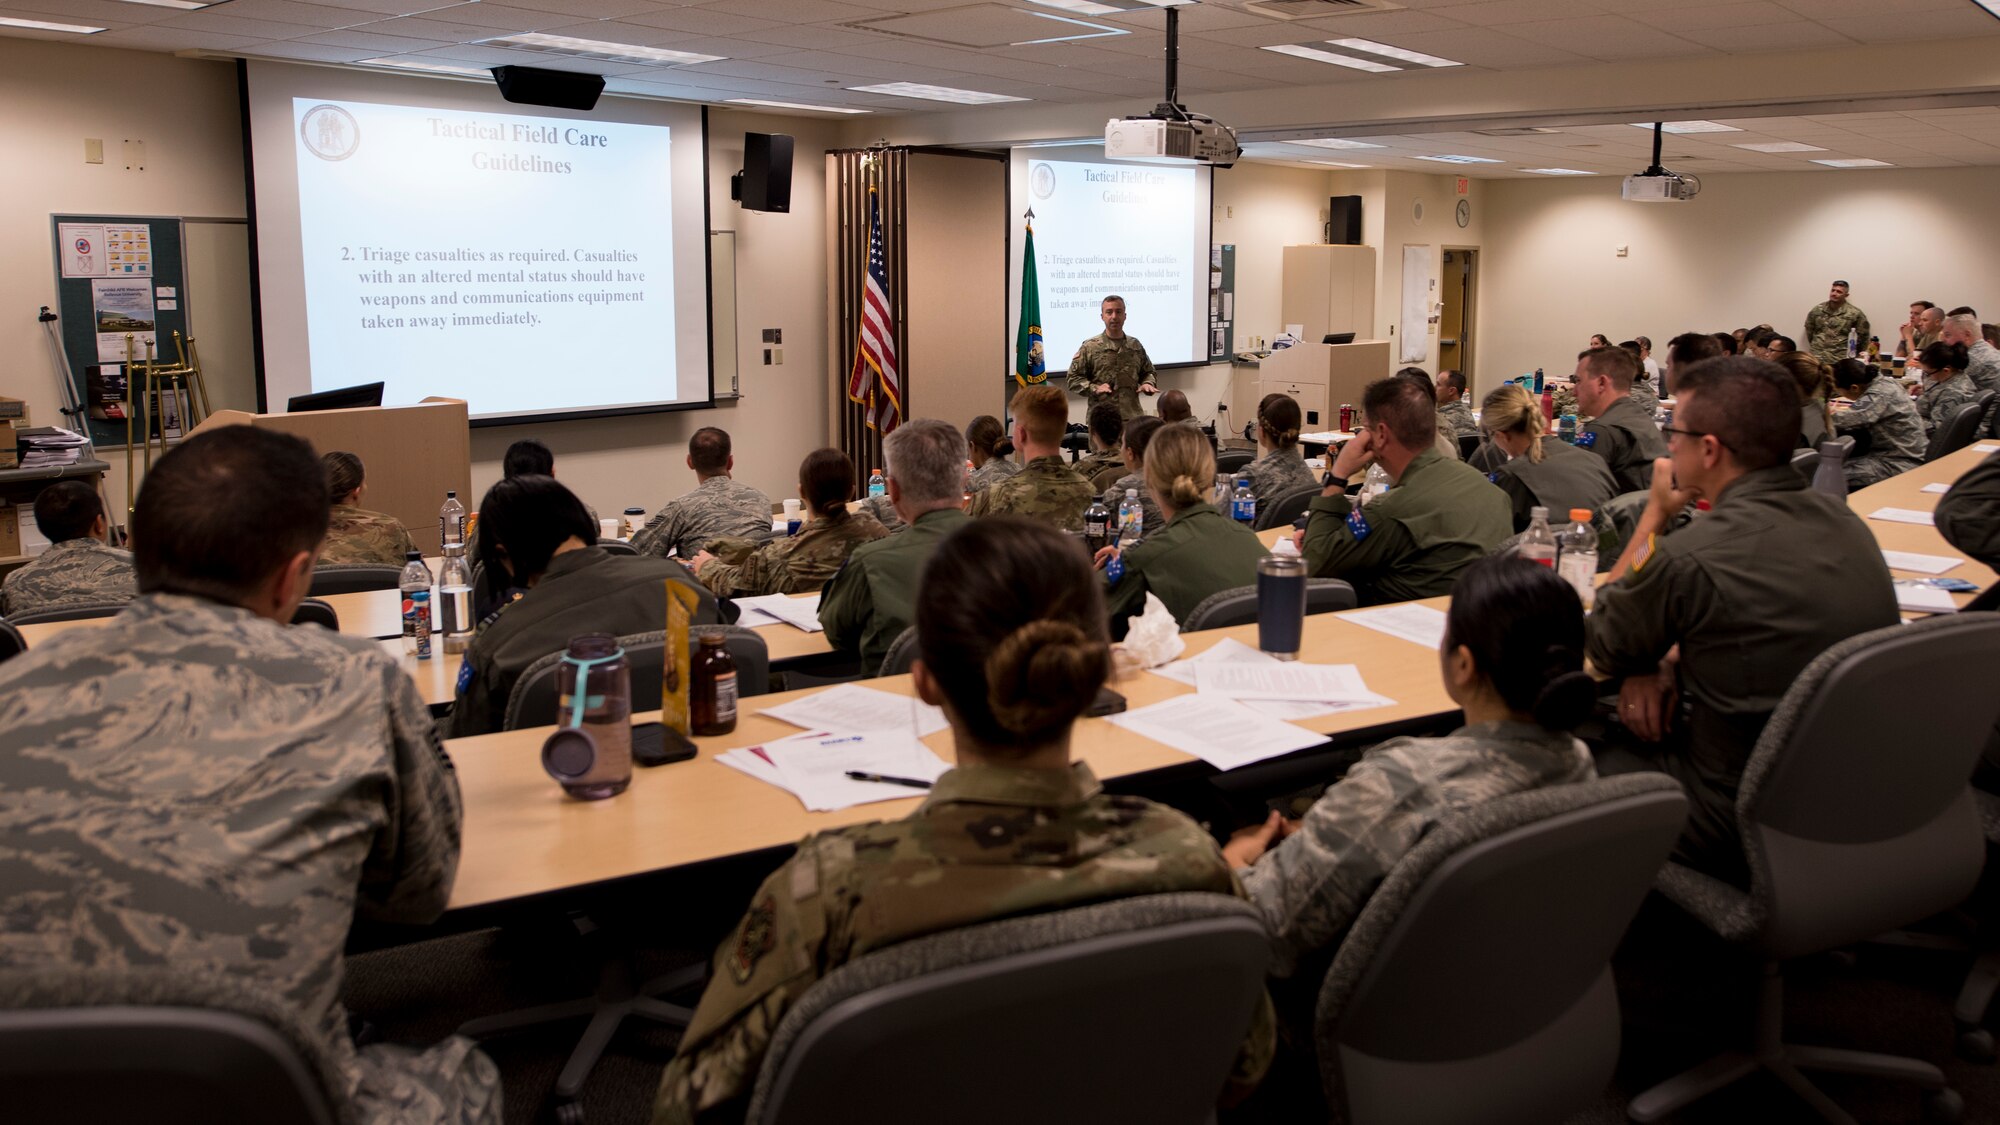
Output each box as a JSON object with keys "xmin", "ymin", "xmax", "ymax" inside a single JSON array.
[
  {"xmin": 1131, "ymin": 638, "xmax": 1396, "ymax": 770},
  {"xmin": 760, "ymin": 682, "xmax": 948, "ymax": 738},
  {"xmin": 1868, "ymin": 507, "xmax": 1936, "ymax": 527},
  {"xmin": 732, "ymin": 592, "xmax": 824, "ymax": 631},
  {"xmin": 718, "ymin": 730, "xmax": 951, "ymax": 811},
  {"xmin": 1893, "ymin": 580, "xmax": 1960, "ymax": 615},
  {"xmin": 1342, "ymin": 603, "xmax": 1450, "ymax": 649},
  {"xmin": 16, "ymin": 426, "xmax": 87, "ymax": 468},
  {"xmin": 1881, "ymin": 549, "xmax": 1961, "ymax": 575}
]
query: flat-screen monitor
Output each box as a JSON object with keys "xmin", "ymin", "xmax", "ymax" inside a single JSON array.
[
  {"xmin": 288, "ymin": 381, "xmax": 384, "ymax": 413},
  {"xmin": 1322, "ymin": 332, "xmax": 1356, "ymax": 345}
]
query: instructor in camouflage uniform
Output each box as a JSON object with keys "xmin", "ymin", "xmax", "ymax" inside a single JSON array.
[
  {"xmin": 0, "ymin": 426, "xmax": 499, "ymax": 1124},
  {"xmin": 1066, "ymin": 294, "xmax": 1159, "ymax": 421},
  {"xmin": 1803, "ymin": 279, "xmax": 1871, "ymax": 366},
  {"xmin": 653, "ymin": 518, "xmax": 1272, "ymax": 1125},
  {"xmin": 0, "ymin": 480, "xmax": 134, "ymax": 617}
]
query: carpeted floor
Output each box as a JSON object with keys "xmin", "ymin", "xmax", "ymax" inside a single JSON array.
[{"xmin": 345, "ymin": 890, "xmax": 2000, "ymax": 1125}]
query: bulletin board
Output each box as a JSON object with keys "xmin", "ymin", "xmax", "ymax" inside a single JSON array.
[{"xmin": 48, "ymin": 214, "xmax": 191, "ymax": 446}]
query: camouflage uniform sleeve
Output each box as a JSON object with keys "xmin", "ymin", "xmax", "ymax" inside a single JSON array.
[
  {"xmin": 1137, "ymin": 345, "xmax": 1158, "ymax": 386},
  {"xmin": 632, "ymin": 501, "xmax": 692, "ymax": 559},
  {"xmin": 1937, "ymin": 449, "xmax": 2000, "ymax": 567},
  {"xmin": 1301, "ymin": 493, "xmax": 1415, "ymax": 585},
  {"xmin": 1238, "ymin": 745, "xmax": 1441, "ymax": 979},
  {"xmin": 1066, "ymin": 345, "xmax": 1096, "ymax": 397},
  {"xmin": 1834, "ymin": 386, "xmax": 1895, "ymax": 429},
  {"xmin": 653, "ymin": 845, "xmax": 828, "ymax": 1125},
  {"xmin": 1804, "ymin": 306, "xmax": 1823, "ymax": 343},
  {"xmin": 359, "ymin": 654, "xmax": 463, "ymax": 922},
  {"xmin": 965, "ymin": 485, "xmax": 995, "ymax": 518},
  {"xmin": 698, "ymin": 540, "xmax": 785, "ymax": 597}
]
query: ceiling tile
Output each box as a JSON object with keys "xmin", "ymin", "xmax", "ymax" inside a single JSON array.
[
  {"xmin": 617, "ymin": 6, "xmax": 785, "ymax": 35},
  {"xmin": 1671, "ymin": 20, "xmax": 1855, "ymax": 51},
  {"xmin": 1624, "ymin": 1, "xmax": 1798, "ymax": 33},
  {"xmin": 1502, "ymin": 14, "xmax": 1710, "ymax": 60},
  {"xmin": 290, "ymin": 27, "xmax": 449, "ymax": 49}
]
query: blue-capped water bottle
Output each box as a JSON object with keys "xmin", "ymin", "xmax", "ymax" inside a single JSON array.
[{"xmin": 1232, "ymin": 477, "xmax": 1256, "ymax": 524}]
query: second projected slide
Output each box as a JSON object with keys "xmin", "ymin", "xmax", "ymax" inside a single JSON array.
[
  {"xmin": 1027, "ymin": 158, "xmax": 1201, "ymax": 366},
  {"xmin": 292, "ymin": 97, "xmax": 678, "ymax": 415}
]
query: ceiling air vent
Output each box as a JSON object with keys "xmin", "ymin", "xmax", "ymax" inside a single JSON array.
[{"xmin": 1242, "ymin": 0, "xmax": 1404, "ymax": 21}]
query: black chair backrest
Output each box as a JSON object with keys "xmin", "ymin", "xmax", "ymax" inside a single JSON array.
[
  {"xmin": 748, "ymin": 893, "xmax": 1270, "ymax": 1125},
  {"xmin": 0, "ymin": 618, "xmax": 23, "ymax": 663},
  {"xmin": 1317, "ymin": 775, "xmax": 1687, "ymax": 1125},
  {"xmin": 1458, "ymin": 433, "xmax": 1483, "ymax": 460},
  {"xmin": 1182, "ymin": 579, "xmax": 1357, "ymax": 632},
  {"xmin": 1254, "ymin": 485, "xmax": 1319, "ymax": 531},
  {"xmin": 290, "ymin": 599, "xmax": 339, "ymax": 631},
  {"xmin": 1740, "ymin": 614, "xmax": 2000, "ymax": 957},
  {"xmin": 1966, "ymin": 583, "xmax": 2000, "ymax": 613},
  {"xmin": 0, "ymin": 968, "xmax": 342, "ymax": 1125},
  {"xmin": 879, "ymin": 626, "xmax": 919, "ymax": 677},
  {"xmin": 1789, "ymin": 446, "xmax": 1819, "ymax": 483},
  {"xmin": 503, "ymin": 627, "xmax": 771, "ymax": 730},
  {"xmin": 1925, "ymin": 396, "xmax": 1989, "ymax": 462},
  {"xmin": 4, "ymin": 600, "xmax": 129, "ymax": 626},
  {"xmin": 598, "ymin": 538, "xmax": 638, "ymax": 556},
  {"xmin": 1215, "ymin": 449, "xmax": 1254, "ymax": 476},
  {"xmin": 307, "ymin": 564, "xmax": 402, "ymax": 596}
]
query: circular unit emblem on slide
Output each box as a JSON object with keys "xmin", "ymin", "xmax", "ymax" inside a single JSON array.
[
  {"xmin": 300, "ymin": 104, "xmax": 361, "ymax": 162},
  {"xmin": 1031, "ymin": 162, "xmax": 1055, "ymax": 200}
]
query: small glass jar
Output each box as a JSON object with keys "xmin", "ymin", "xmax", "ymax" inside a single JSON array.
[{"xmin": 691, "ymin": 629, "xmax": 738, "ymax": 736}]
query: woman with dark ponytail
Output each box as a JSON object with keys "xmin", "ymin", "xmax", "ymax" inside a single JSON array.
[
  {"xmin": 1223, "ymin": 555, "xmax": 1597, "ymax": 979},
  {"xmin": 1914, "ymin": 340, "xmax": 1976, "ymax": 437},
  {"xmin": 656, "ymin": 515, "xmax": 1275, "ymax": 1122}
]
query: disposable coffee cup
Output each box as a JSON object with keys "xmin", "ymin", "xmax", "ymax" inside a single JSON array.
[{"xmin": 599, "ymin": 518, "xmax": 620, "ymax": 539}]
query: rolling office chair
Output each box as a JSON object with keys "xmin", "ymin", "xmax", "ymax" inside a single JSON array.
[
  {"xmin": 596, "ymin": 538, "xmax": 638, "ymax": 556},
  {"xmin": 1627, "ymin": 614, "xmax": 2000, "ymax": 1124},
  {"xmin": 1791, "ymin": 446, "xmax": 1821, "ymax": 483},
  {"xmin": 0, "ymin": 618, "xmax": 24, "ymax": 663},
  {"xmin": 290, "ymin": 599, "xmax": 339, "ymax": 631},
  {"xmin": 306, "ymin": 563, "xmax": 402, "ymax": 596},
  {"xmin": 1924, "ymin": 394, "xmax": 1994, "ymax": 463},
  {"xmin": 1314, "ymin": 775, "xmax": 1687, "ymax": 1125},
  {"xmin": 1183, "ymin": 579, "xmax": 1357, "ymax": 632},
  {"xmin": 1254, "ymin": 485, "xmax": 1319, "ymax": 531},
  {"xmin": 879, "ymin": 625, "xmax": 919, "ymax": 677},
  {"xmin": 746, "ymin": 893, "xmax": 1270, "ymax": 1125},
  {"xmin": 1215, "ymin": 449, "xmax": 1255, "ymax": 477},
  {"xmin": 4, "ymin": 600, "xmax": 129, "ymax": 626}
]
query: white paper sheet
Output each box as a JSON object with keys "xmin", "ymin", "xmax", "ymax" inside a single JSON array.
[
  {"xmin": 759, "ymin": 683, "xmax": 948, "ymax": 738},
  {"xmin": 761, "ymin": 731, "xmax": 952, "ymax": 811},
  {"xmin": 1974, "ymin": 444, "xmax": 2000, "ymax": 453},
  {"xmin": 1108, "ymin": 695, "xmax": 1326, "ymax": 771},
  {"xmin": 1341, "ymin": 603, "xmax": 1450, "ymax": 649},
  {"xmin": 1921, "ymin": 483, "xmax": 1951, "ymax": 494},
  {"xmin": 1894, "ymin": 581, "xmax": 1960, "ymax": 614},
  {"xmin": 1192, "ymin": 661, "xmax": 1378, "ymax": 704},
  {"xmin": 1150, "ymin": 636, "xmax": 1275, "ymax": 688},
  {"xmin": 1868, "ymin": 507, "xmax": 1936, "ymax": 526},
  {"xmin": 1881, "ymin": 550, "xmax": 1962, "ymax": 575},
  {"xmin": 732, "ymin": 592, "xmax": 823, "ymax": 632}
]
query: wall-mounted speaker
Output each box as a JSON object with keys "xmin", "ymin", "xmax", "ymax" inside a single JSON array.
[
  {"xmin": 491, "ymin": 66, "xmax": 605, "ymax": 112},
  {"xmin": 732, "ymin": 132, "xmax": 794, "ymax": 213},
  {"xmin": 1328, "ymin": 195, "xmax": 1362, "ymax": 245}
]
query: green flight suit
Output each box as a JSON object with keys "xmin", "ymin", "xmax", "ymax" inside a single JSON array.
[
  {"xmin": 1302, "ymin": 448, "xmax": 1512, "ymax": 605},
  {"xmin": 818, "ymin": 507, "xmax": 969, "ymax": 676},
  {"xmin": 1587, "ymin": 466, "xmax": 1899, "ymax": 885},
  {"xmin": 1576, "ymin": 397, "xmax": 1669, "ymax": 495},
  {"xmin": 1103, "ymin": 501, "xmax": 1269, "ymax": 637},
  {"xmin": 1937, "ymin": 448, "xmax": 2000, "ymax": 568},
  {"xmin": 1490, "ymin": 438, "xmax": 1619, "ymax": 533}
]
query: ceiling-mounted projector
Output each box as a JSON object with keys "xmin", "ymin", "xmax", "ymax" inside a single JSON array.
[
  {"xmin": 1106, "ymin": 115, "xmax": 1240, "ymax": 166},
  {"xmin": 1622, "ymin": 171, "xmax": 1698, "ymax": 203},
  {"xmin": 1104, "ymin": 3, "xmax": 1239, "ymax": 167}
]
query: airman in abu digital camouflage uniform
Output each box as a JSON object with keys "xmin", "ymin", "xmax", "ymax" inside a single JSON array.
[
  {"xmin": 0, "ymin": 480, "xmax": 135, "ymax": 617},
  {"xmin": 1066, "ymin": 295, "xmax": 1159, "ymax": 421},
  {"xmin": 631, "ymin": 427, "xmax": 776, "ymax": 560},
  {"xmin": 1917, "ymin": 365, "xmax": 1978, "ymax": 437},
  {"xmin": 692, "ymin": 448, "xmax": 886, "ymax": 597},
  {"xmin": 1832, "ymin": 367, "xmax": 1926, "ymax": 489},
  {"xmin": 0, "ymin": 427, "xmax": 498, "ymax": 1124},
  {"xmin": 1435, "ymin": 397, "xmax": 1480, "ymax": 442}
]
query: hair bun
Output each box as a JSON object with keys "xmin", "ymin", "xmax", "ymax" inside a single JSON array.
[
  {"xmin": 1532, "ymin": 668, "xmax": 1597, "ymax": 731},
  {"xmin": 984, "ymin": 619, "xmax": 1109, "ymax": 737}
]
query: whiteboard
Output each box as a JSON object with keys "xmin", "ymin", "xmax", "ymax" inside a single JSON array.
[{"xmin": 1401, "ymin": 244, "xmax": 1431, "ymax": 364}]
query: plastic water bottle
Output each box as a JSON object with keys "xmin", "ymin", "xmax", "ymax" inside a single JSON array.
[
  {"xmin": 438, "ymin": 549, "xmax": 473, "ymax": 655},
  {"xmin": 1521, "ymin": 506, "xmax": 1556, "ymax": 568},
  {"xmin": 1119, "ymin": 488, "xmax": 1143, "ymax": 543},
  {"xmin": 399, "ymin": 550, "xmax": 433, "ymax": 657},
  {"xmin": 1231, "ymin": 477, "xmax": 1256, "ymax": 524},
  {"xmin": 867, "ymin": 469, "xmax": 886, "ymax": 498},
  {"xmin": 1559, "ymin": 413, "xmax": 1578, "ymax": 443},
  {"xmin": 1533, "ymin": 367, "xmax": 1546, "ymax": 394},
  {"xmin": 1213, "ymin": 473, "xmax": 1232, "ymax": 507},
  {"xmin": 1557, "ymin": 508, "xmax": 1597, "ymax": 610},
  {"xmin": 1847, "ymin": 328, "xmax": 1859, "ymax": 358},
  {"xmin": 1813, "ymin": 440, "xmax": 1848, "ymax": 497},
  {"xmin": 439, "ymin": 490, "xmax": 466, "ymax": 549},
  {"xmin": 1540, "ymin": 385, "xmax": 1556, "ymax": 421},
  {"xmin": 1357, "ymin": 462, "xmax": 1392, "ymax": 507}
]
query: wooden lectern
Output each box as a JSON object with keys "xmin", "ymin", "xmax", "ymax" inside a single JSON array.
[{"xmin": 187, "ymin": 398, "xmax": 470, "ymax": 556}]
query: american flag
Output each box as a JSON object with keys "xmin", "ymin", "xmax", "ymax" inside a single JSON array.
[{"xmin": 846, "ymin": 186, "xmax": 902, "ymax": 433}]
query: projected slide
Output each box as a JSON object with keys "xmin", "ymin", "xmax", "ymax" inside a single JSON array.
[
  {"xmin": 1012, "ymin": 152, "xmax": 1208, "ymax": 367},
  {"xmin": 291, "ymin": 97, "xmax": 679, "ymax": 416}
]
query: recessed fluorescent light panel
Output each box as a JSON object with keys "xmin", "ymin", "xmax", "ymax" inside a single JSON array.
[
  {"xmin": 1418, "ymin": 154, "xmax": 1503, "ymax": 164},
  {"xmin": 1306, "ymin": 160, "xmax": 1370, "ymax": 168},
  {"xmin": 362, "ymin": 58, "xmax": 490, "ymax": 76},
  {"xmin": 1631, "ymin": 120, "xmax": 1741, "ymax": 134},
  {"xmin": 483, "ymin": 33, "xmax": 724, "ymax": 66},
  {"xmin": 1260, "ymin": 44, "xmax": 1399, "ymax": 72},
  {"xmin": 727, "ymin": 99, "xmax": 871, "ymax": 115},
  {"xmin": 0, "ymin": 15, "xmax": 103, "ymax": 31},
  {"xmin": 1812, "ymin": 158, "xmax": 1894, "ymax": 168},
  {"xmin": 1027, "ymin": 0, "xmax": 1185, "ymax": 11},
  {"xmin": 1521, "ymin": 167, "xmax": 1592, "ymax": 175},
  {"xmin": 116, "ymin": 0, "xmax": 212, "ymax": 9},
  {"xmin": 1733, "ymin": 141, "xmax": 1828, "ymax": 153},
  {"xmin": 848, "ymin": 82, "xmax": 1028, "ymax": 104},
  {"xmin": 1014, "ymin": 11, "xmax": 1126, "ymax": 44},
  {"xmin": 1291, "ymin": 137, "xmax": 1387, "ymax": 150},
  {"xmin": 1324, "ymin": 37, "xmax": 1462, "ymax": 67}
]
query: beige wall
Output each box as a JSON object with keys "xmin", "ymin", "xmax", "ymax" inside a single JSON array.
[
  {"xmin": 1476, "ymin": 167, "xmax": 2000, "ymax": 399},
  {"xmin": 905, "ymin": 151, "xmax": 1008, "ymax": 432}
]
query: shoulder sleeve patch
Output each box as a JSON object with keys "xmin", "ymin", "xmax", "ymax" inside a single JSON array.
[
  {"xmin": 1575, "ymin": 430, "xmax": 1598, "ymax": 448},
  {"xmin": 455, "ymin": 658, "xmax": 475, "ymax": 696},
  {"xmin": 1631, "ymin": 533, "xmax": 1656, "ymax": 574},
  {"xmin": 729, "ymin": 895, "xmax": 779, "ymax": 983},
  {"xmin": 1487, "ymin": 471, "xmax": 1500, "ymax": 483},
  {"xmin": 1346, "ymin": 509, "xmax": 1371, "ymax": 541}
]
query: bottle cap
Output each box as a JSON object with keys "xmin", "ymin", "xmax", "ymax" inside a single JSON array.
[
  {"xmin": 1126, "ymin": 488, "xmax": 1137, "ymax": 497},
  {"xmin": 406, "ymin": 550, "xmax": 421, "ymax": 561},
  {"xmin": 1531, "ymin": 506, "xmax": 1548, "ymax": 519},
  {"xmin": 1570, "ymin": 509, "xmax": 1592, "ymax": 522}
]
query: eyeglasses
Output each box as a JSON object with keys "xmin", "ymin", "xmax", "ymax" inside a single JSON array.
[{"xmin": 1659, "ymin": 426, "xmax": 1708, "ymax": 442}]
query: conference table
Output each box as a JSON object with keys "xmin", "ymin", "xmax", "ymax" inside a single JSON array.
[{"xmin": 1845, "ymin": 440, "xmax": 1997, "ymax": 611}]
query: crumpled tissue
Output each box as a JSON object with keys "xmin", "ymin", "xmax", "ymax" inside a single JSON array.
[{"xmin": 1117, "ymin": 592, "xmax": 1186, "ymax": 669}]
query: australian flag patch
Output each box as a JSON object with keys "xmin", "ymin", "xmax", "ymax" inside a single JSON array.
[
  {"xmin": 1575, "ymin": 430, "xmax": 1598, "ymax": 448},
  {"xmin": 456, "ymin": 659, "xmax": 474, "ymax": 696},
  {"xmin": 1487, "ymin": 471, "xmax": 1500, "ymax": 484},
  {"xmin": 1346, "ymin": 508, "xmax": 1371, "ymax": 541}
]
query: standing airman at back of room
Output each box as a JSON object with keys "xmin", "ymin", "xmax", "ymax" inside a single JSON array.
[
  {"xmin": 1573, "ymin": 345, "xmax": 1670, "ymax": 494},
  {"xmin": 1804, "ymin": 279, "xmax": 1871, "ymax": 366},
  {"xmin": 967, "ymin": 384, "xmax": 1096, "ymax": 531},
  {"xmin": 1066, "ymin": 294, "xmax": 1159, "ymax": 421},
  {"xmin": 0, "ymin": 479, "xmax": 135, "ymax": 617}
]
